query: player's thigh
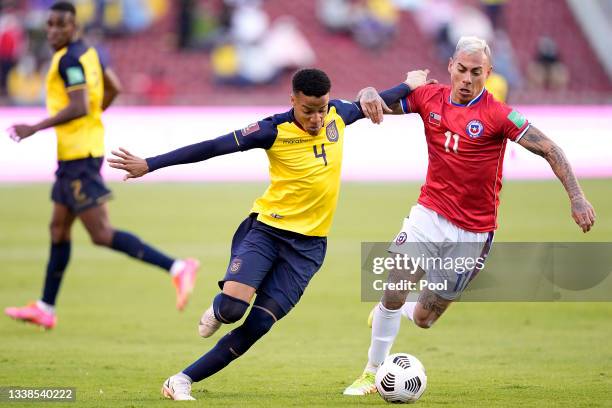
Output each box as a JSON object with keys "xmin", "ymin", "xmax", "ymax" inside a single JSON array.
[
  {"xmin": 218, "ymin": 217, "xmax": 279, "ymax": 301},
  {"xmin": 54, "ymin": 158, "xmax": 113, "ymax": 216},
  {"xmin": 49, "ymin": 203, "xmax": 76, "ymax": 242},
  {"xmin": 257, "ymin": 235, "xmax": 327, "ymax": 317},
  {"xmin": 78, "ymin": 203, "xmax": 115, "ymax": 246},
  {"xmin": 222, "ymin": 281, "xmax": 257, "ymax": 303},
  {"xmin": 384, "ymin": 205, "xmax": 441, "ymax": 308}
]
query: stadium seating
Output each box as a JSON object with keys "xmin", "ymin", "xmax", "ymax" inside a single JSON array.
[{"xmin": 99, "ymin": 0, "xmax": 611, "ymax": 105}]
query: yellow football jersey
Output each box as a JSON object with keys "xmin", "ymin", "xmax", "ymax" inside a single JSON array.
[
  {"xmin": 46, "ymin": 40, "xmax": 105, "ymax": 161},
  {"xmin": 232, "ymin": 100, "xmax": 363, "ymax": 237}
]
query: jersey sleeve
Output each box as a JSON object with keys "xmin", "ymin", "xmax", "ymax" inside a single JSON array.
[
  {"xmin": 399, "ymin": 85, "xmax": 429, "ymax": 115},
  {"xmin": 329, "ymin": 99, "xmax": 364, "ymax": 126},
  {"xmin": 58, "ymin": 54, "xmax": 87, "ymax": 91},
  {"xmin": 492, "ymin": 101, "xmax": 530, "ymax": 142},
  {"xmin": 233, "ymin": 116, "xmax": 278, "ymax": 151}
]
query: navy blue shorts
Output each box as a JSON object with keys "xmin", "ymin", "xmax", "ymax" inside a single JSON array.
[
  {"xmin": 51, "ymin": 157, "xmax": 112, "ymax": 214},
  {"xmin": 219, "ymin": 214, "xmax": 327, "ymax": 314}
]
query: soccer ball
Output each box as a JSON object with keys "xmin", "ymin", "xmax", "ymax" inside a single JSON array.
[{"xmin": 375, "ymin": 353, "xmax": 427, "ymax": 403}]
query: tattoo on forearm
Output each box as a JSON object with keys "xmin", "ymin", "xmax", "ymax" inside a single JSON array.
[{"xmin": 520, "ymin": 126, "xmax": 583, "ymax": 200}]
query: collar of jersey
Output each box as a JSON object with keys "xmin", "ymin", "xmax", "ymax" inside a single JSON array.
[{"xmin": 448, "ymin": 87, "xmax": 485, "ymax": 107}]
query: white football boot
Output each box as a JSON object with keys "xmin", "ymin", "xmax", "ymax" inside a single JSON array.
[
  {"xmin": 198, "ymin": 306, "xmax": 221, "ymax": 338},
  {"xmin": 162, "ymin": 373, "xmax": 196, "ymax": 401}
]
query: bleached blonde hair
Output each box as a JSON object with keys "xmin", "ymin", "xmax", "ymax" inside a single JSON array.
[{"xmin": 454, "ymin": 36, "xmax": 492, "ymax": 63}]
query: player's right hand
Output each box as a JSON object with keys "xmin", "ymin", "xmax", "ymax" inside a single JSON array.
[
  {"xmin": 358, "ymin": 86, "xmax": 392, "ymax": 125},
  {"xmin": 108, "ymin": 147, "xmax": 149, "ymax": 180},
  {"xmin": 570, "ymin": 195, "xmax": 596, "ymax": 233},
  {"xmin": 7, "ymin": 124, "xmax": 36, "ymax": 142},
  {"xmin": 404, "ymin": 69, "xmax": 437, "ymax": 90}
]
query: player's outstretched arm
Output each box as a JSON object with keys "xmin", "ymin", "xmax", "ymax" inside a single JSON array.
[
  {"xmin": 8, "ymin": 88, "xmax": 88, "ymax": 142},
  {"xmin": 358, "ymin": 69, "xmax": 437, "ymax": 124},
  {"xmin": 108, "ymin": 132, "xmax": 243, "ymax": 180},
  {"xmin": 518, "ymin": 125, "xmax": 596, "ymax": 233}
]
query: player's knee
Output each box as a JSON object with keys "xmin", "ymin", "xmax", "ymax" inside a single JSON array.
[
  {"xmin": 242, "ymin": 307, "xmax": 275, "ymax": 338},
  {"xmin": 381, "ymin": 298, "xmax": 404, "ymax": 311},
  {"xmin": 213, "ymin": 293, "xmax": 250, "ymax": 324},
  {"xmin": 90, "ymin": 228, "xmax": 113, "ymax": 247},
  {"xmin": 234, "ymin": 296, "xmax": 285, "ymax": 352},
  {"xmin": 413, "ymin": 314, "xmax": 434, "ymax": 329},
  {"xmin": 49, "ymin": 222, "xmax": 70, "ymax": 243}
]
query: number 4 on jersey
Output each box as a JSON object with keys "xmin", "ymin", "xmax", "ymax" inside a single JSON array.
[{"xmin": 313, "ymin": 144, "xmax": 328, "ymax": 166}]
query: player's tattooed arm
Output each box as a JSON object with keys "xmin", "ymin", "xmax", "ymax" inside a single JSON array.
[{"xmin": 518, "ymin": 125, "xmax": 596, "ymax": 232}]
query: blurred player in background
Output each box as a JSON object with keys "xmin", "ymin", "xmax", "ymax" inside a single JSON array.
[
  {"xmin": 344, "ymin": 36, "xmax": 596, "ymax": 396},
  {"xmin": 109, "ymin": 68, "xmax": 434, "ymax": 400},
  {"xmin": 4, "ymin": 2, "xmax": 199, "ymax": 330}
]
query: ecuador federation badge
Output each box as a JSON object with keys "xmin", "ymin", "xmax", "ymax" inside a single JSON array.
[{"xmin": 326, "ymin": 120, "xmax": 339, "ymax": 142}]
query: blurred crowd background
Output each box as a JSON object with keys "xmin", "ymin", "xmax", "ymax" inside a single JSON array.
[{"xmin": 0, "ymin": 0, "xmax": 610, "ymax": 106}]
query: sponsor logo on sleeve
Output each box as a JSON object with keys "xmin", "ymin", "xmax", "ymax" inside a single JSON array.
[
  {"xmin": 326, "ymin": 120, "xmax": 339, "ymax": 142},
  {"xmin": 241, "ymin": 122, "xmax": 260, "ymax": 136},
  {"xmin": 66, "ymin": 67, "xmax": 85, "ymax": 85},
  {"xmin": 466, "ymin": 119, "xmax": 485, "ymax": 138},
  {"xmin": 395, "ymin": 232, "xmax": 408, "ymax": 245},
  {"xmin": 507, "ymin": 110, "xmax": 526, "ymax": 129}
]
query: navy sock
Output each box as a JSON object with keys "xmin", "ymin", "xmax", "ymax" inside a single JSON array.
[
  {"xmin": 41, "ymin": 241, "xmax": 71, "ymax": 306},
  {"xmin": 110, "ymin": 230, "xmax": 174, "ymax": 271},
  {"xmin": 183, "ymin": 304, "xmax": 276, "ymax": 382}
]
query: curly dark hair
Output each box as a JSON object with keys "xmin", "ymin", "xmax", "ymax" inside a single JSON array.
[
  {"xmin": 292, "ymin": 68, "xmax": 331, "ymax": 98},
  {"xmin": 50, "ymin": 1, "xmax": 76, "ymax": 15}
]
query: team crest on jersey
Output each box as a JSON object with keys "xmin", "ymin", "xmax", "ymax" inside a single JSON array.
[
  {"xmin": 229, "ymin": 258, "xmax": 242, "ymax": 273},
  {"xmin": 241, "ymin": 122, "xmax": 260, "ymax": 136},
  {"xmin": 395, "ymin": 232, "xmax": 407, "ymax": 245},
  {"xmin": 466, "ymin": 120, "xmax": 484, "ymax": 138},
  {"xmin": 326, "ymin": 120, "xmax": 339, "ymax": 142}
]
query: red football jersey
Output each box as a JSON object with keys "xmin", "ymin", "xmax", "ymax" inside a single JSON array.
[{"xmin": 400, "ymin": 84, "xmax": 530, "ymax": 232}]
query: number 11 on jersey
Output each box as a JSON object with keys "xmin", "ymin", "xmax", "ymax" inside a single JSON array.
[{"xmin": 444, "ymin": 131, "xmax": 459, "ymax": 153}]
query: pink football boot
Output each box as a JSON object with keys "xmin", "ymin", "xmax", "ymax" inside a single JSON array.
[{"xmin": 5, "ymin": 302, "xmax": 57, "ymax": 329}]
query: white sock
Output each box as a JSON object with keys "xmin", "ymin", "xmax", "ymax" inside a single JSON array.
[
  {"xmin": 401, "ymin": 301, "xmax": 416, "ymax": 321},
  {"xmin": 366, "ymin": 303, "xmax": 401, "ymax": 372},
  {"xmin": 36, "ymin": 300, "xmax": 55, "ymax": 314},
  {"xmin": 169, "ymin": 260, "xmax": 186, "ymax": 277}
]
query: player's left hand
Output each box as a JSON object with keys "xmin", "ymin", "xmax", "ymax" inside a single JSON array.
[
  {"xmin": 8, "ymin": 124, "xmax": 37, "ymax": 142},
  {"xmin": 108, "ymin": 147, "xmax": 150, "ymax": 180},
  {"xmin": 570, "ymin": 195, "xmax": 595, "ymax": 233}
]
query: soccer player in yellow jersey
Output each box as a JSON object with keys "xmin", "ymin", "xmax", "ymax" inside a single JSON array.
[
  {"xmin": 4, "ymin": 2, "xmax": 199, "ymax": 330},
  {"xmin": 109, "ymin": 68, "xmax": 434, "ymax": 400}
]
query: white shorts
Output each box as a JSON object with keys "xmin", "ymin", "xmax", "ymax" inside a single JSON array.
[{"xmin": 388, "ymin": 204, "xmax": 494, "ymax": 300}]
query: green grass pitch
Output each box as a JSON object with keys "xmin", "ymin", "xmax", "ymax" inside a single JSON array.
[{"xmin": 1, "ymin": 180, "xmax": 611, "ymax": 407}]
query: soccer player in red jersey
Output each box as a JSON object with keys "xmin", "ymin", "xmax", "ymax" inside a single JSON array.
[{"xmin": 344, "ymin": 36, "xmax": 596, "ymax": 395}]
